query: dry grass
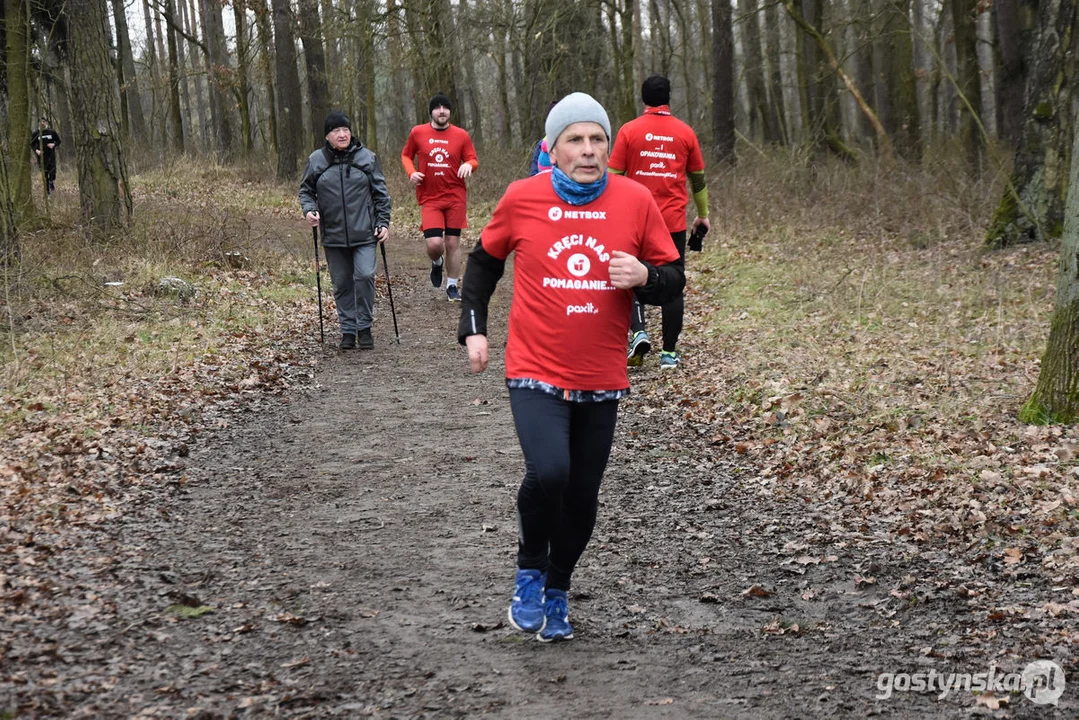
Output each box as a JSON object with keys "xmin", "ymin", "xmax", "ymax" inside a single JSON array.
[
  {"xmin": 3, "ymin": 149, "xmax": 1076, "ymax": 580},
  {"xmin": 656, "ymin": 148, "xmax": 1077, "ymax": 582}
]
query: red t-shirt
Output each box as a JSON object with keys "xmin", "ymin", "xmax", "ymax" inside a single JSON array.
[
  {"xmin": 608, "ymin": 107, "xmax": 705, "ymax": 232},
  {"xmin": 480, "ymin": 174, "xmax": 680, "ymax": 391},
  {"xmin": 401, "ymin": 123, "xmax": 479, "ymax": 207}
]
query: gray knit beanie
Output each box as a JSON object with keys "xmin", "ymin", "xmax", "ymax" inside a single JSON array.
[{"xmin": 545, "ymin": 92, "xmax": 611, "ymax": 148}]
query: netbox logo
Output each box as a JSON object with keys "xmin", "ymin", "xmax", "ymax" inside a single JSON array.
[
  {"xmin": 548, "ymin": 207, "xmax": 562, "ymax": 221},
  {"xmin": 875, "ymin": 661, "xmax": 1065, "ymax": 706}
]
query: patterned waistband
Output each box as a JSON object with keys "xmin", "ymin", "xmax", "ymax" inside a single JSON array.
[{"xmin": 506, "ymin": 377, "xmax": 629, "ymax": 403}]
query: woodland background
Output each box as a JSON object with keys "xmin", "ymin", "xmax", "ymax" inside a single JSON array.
[{"xmin": 3, "ymin": 0, "xmax": 1079, "ymax": 709}]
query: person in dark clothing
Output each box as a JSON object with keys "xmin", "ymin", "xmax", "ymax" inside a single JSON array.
[
  {"xmin": 458, "ymin": 92, "xmax": 685, "ymax": 642},
  {"xmin": 300, "ymin": 111, "xmax": 392, "ymax": 350},
  {"xmin": 29, "ymin": 118, "xmax": 62, "ymax": 195}
]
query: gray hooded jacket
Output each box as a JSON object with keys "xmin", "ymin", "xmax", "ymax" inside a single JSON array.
[{"xmin": 299, "ymin": 140, "xmax": 392, "ymax": 247}]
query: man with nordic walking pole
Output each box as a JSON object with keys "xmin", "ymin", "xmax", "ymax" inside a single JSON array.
[{"xmin": 300, "ymin": 110, "xmax": 392, "ymax": 350}]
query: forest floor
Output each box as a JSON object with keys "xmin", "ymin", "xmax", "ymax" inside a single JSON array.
[{"xmin": 3, "ymin": 160, "xmax": 1078, "ymax": 718}]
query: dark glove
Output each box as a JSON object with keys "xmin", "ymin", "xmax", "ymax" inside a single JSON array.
[{"xmin": 688, "ymin": 225, "xmax": 708, "ymax": 252}]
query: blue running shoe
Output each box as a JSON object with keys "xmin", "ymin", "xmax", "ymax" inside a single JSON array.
[
  {"xmin": 537, "ymin": 589, "xmax": 573, "ymax": 642},
  {"xmin": 659, "ymin": 350, "xmax": 680, "ymax": 369},
  {"xmin": 508, "ymin": 569, "xmax": 546, "ymax": 633},
  {"xmin": 627, "ymin": 331, "xmax": 651, "ymax": 367},
  {"xmin": 446, "ymin": 284, "xmax": 461, "ymax": 302}
]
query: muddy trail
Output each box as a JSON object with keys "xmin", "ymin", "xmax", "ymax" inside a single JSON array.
[{"xmin": 6, "ymin": 238, "xmax": 1075, "ymax": 719}]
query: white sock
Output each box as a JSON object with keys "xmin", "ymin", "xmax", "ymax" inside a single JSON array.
[
  {"xmin": 433, "ymin": 255, "xmax": 444, "ymax": 266},
  {"xmin": 446, "ymin": 278, "xmax": 458, "ymax": 288}
]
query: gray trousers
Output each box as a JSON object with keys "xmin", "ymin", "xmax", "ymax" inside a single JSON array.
[{"xmin": 323, "ymin": 244, "xmax": 377, "ymax": 334}]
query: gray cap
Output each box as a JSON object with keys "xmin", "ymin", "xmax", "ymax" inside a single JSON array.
[{"xmin": 545, "ymin": 92, "xmax": 611, "ymax": 149}]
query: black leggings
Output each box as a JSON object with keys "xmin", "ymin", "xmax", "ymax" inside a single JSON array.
[
  {"xmin": 630, "ymin": 230, "xmax": 686, "ymax": 352},
  {"xmin": 508, "ymin": 387, "xmax": 620, "ymax": 592}
]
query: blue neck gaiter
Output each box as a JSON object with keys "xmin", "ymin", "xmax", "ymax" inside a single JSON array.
[{"xmin": 551, "ymin": 166, "xmax": 608, "ymax": 206}]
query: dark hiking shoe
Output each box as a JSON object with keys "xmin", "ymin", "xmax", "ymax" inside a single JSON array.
[
  {"xmin": 358, "ymin": 327, "xmax": 374, "ymax": 350},
  {"xmin": 339, "ymin": 333, "xmax": 357, "ymax": 350},
  {"xmin": 430, "ymin": 258, "xmax": 444, "ymax": 288}
]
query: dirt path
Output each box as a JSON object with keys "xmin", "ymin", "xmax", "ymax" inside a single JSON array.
[{"xmin": 8, "ymin": 237, "xmax": 1074, "ymax": 718}]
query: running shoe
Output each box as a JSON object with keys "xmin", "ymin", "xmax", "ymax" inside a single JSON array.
[
  {"xmin": 430, "ymin": 258, "xmax": 444, "ymax": 288},
  {"xmin": 627, "ymin": 330, "xmax": 651, "ymax": 367},
  {"xmin": 659, "ymin": 350, "xmax": 680, "ymax": 369},
  {"xmin": 536, "ymin": 589, "xmax": 573, "ymax": 642},
  {"xmin": 508, "ymin": 569, "xmax": 546, "ymax": 633},
  {"xmin": 446, "ymin": 284, "xmax": 461, "ymax": 302}
]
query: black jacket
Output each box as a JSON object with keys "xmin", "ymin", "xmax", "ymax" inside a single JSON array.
[
  {"xmin": 299, "ymin": 140, "xmax": 391, "ymax": 247},
  {"xmin": 30, "ymin": 128, "xmax": 62, "ymax": 157}
]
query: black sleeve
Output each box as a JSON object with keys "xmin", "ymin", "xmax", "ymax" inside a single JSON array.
[
  {"xmin": 634, "ymin": 261, "xmax": 685, "ymax": 306},
  {"xmin": 29, "ymin": 131, "xmax": 39, "ymax": 150},
  {"xmin": 457, "ymin": 239, "xmax": 506, "ymax": 344}
]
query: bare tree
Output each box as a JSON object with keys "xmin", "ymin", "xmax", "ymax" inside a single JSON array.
[
  {"xmin": 986, "ymin": 0, "xmax": 1077, "ymax": 246},
  {"xmin": 232, "ymin": 0, "xmax": 254, "ymax": 152},
  {"xmin": 112, "ymin": 0, "xmax": 148, "ymax": 143},
  {"xmin": 993, "ymin": 0, "xmax": 1036, "ymax": 147},
  {"xmin": 163, "ymin": 0, "xmax": 186, "ymax": 152},
  {"xmin": 712, "ymin": 0, "xmax": 736, "ymax": 163},
  {"xmin": 297, "ymin": 0, "xmax": 330, "ymax": 149},
  {"xmin": 140, "ymin": 0, "xmax": 163, "ymax": 144},
  {"xmin": 950, "ymin": 0, "xmax": 982, "ymax": 167},
  {"xmin": 67, "ymin": 0, "xmax": 133, "ymax": 229},
  {"xmin": 200, "ymin": 0, "xmax": 235, "ymax": 155},
  {"xmin": 6, "ymin": 0, "xmax": 34, "ymax": 219},
  {"xmin": 253, "ymin": 0, "xmax": 278, "ymax": 153},
  {"xmin": 270, "ymin": 0, "xmax": 302, "ymax": 179},
  {"xmin": 1021, "ymin": 119, "xmax": 1079, "ymax": 424},
  {"xmin": 0, "ymin": 137, "xmax": 19, "ymax": 264}
]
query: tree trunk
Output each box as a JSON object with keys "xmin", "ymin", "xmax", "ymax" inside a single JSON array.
[
  {"xmin": 180, "ymin": 0, "xmax": 204, "ymax": 150},
  {"xmin": 712, "ymin": 0, "xmax": 736, "ymax": 163},
  {"xmin": 763, "ymin": 0, "xmax": 788, "ymax": 144},
  {"xmin": 141, "ymin": 0, "xmax": 163, "ymax": 145},
  {"xmin": 457, "ymin": 0, "xmax": 484, "ymax": 145},
  {"xmin": 254, "ymin": 0, "xmax": 278, "ymax": 153},
  {"xmin": 67, "ymin": 0, "xmax": 133, "ymax": 229},
  {"xmin": 738, "ymin": 0, "xmax": 771, "ymax": 143},
  {"xmin": 5, "ymin": 0, "xmax": 34, "ymax": 219},
  {"xmin": 270, "ymin": 0, "xmax": 303, "ymax": 179},
  {"xmin": 993, "ymin": 0, "xmax": 1037, "ymax": 147},
  {"xmin": 319, "ymin": 0, "xmax": 340, "ymax": 99},
  {"xmin": 112, "ymin": 0, "xmax": 148, "ymax": 144},
  {"xmin": 232, "ymin": 0, "xmax": 254, "ymax": 152},
  {"xmin": 297, "ymin": 0, "xmax": 330, "ymax": 150},
  {"xmin": 164, "ymin": 0, "xmax": 186, "ymax": 152},
  {"xmin": 986, "ymin": 0, "xmax": 1076, "ymax": 246},
  {"xmin": 1021, "ymin": 120, "xmax": 1079, "ymax": 424},
  {"xmin": 951, "ymin": 0, "xmax": 983, "ymax": 168},
  {"xmin": 200, "ymin": 0, "xmax": 235, "ymax": 156},
  {"xmin": 785, "ymin": 0, "xmax": 890, "ymax": 160},
  {"xmin": 0, "ymin": 137, "xmax": 20, "ymax": 265}
]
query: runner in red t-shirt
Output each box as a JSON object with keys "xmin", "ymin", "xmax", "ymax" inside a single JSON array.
[
  {"xmin": 401, "ymin": 93, "xmax": 479, "ymax": 302},
  {"xmin": 609, "ymin": 74, "xmax": 710, "ymax": 369},
  {"xmin": 458, "ymin": 93, "xmax": 684, "ymax": 643}
]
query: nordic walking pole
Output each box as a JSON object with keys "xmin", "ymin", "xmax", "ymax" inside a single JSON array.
[
  {"xmin": 379, "ymin": 242, "xmax": 401, "ymax": 344},
  {"xmin": 312, "ymin": 224, "xmax": 325, "ymax": 345}
]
